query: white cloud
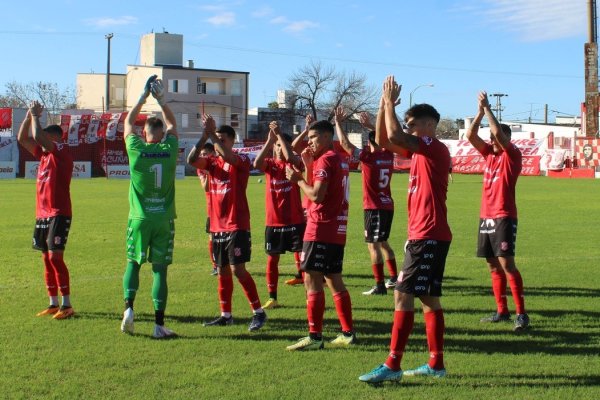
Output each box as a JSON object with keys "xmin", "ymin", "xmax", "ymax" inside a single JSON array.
[
  {"xmin": 283, "ymin": 20, "xmax": 318, "ymax": 33},
  {"xmin": 454, "ymin": 0, "xmax": 586, "ymax": 42},
  {"xmin": 206, "ymin": 12, "xmax": 236, "ymax": 27},
  {"xmin": 252, "ymin": 5, "xmax": 274, "ymax": 18},
  {"xmin": 84, "ymin": 16, "xmax": 138, "ymax": 28},
  {"xmin": 270, "ymin": 16, "xmax": 288, "ymax": 25}
]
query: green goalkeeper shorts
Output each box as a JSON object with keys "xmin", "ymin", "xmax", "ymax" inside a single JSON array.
[{"xmin": 126, "ymin": 218, "xmax": 175, "ymax": 265}]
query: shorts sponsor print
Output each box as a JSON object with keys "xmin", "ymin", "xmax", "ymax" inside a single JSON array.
[
  {"xmin": 477, "ymin": 217, "xmax": 517, "ymax": 258},
  {"xmin": 126, "ymin": 219, "xmax": 175, "ymax": 265},
  {"xmin": 264, "ymin": 223, "xmax": 305, "ymax": 255},
  {"xmin": 396, "ymin": 239, "xmax": 450, "ymax": 297},
  {"xmin": 300, "ymin": 241, "xmax": 345, "ymax": 275},
  {"xmin": 363, "ymin": 209, "xmax": 394, "ymax": 243},
  {"xmin": 211, "ymin": 230, "xmax": 251, "ymax": 267},
  {"xmin": 32, "ymin": 216, "xmax": 71, "ymax": 252}
]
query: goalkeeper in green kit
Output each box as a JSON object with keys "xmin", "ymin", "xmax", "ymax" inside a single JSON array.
[{"xmin": 120, "ymin": 75, "xmax": 179, "ymax": 338}]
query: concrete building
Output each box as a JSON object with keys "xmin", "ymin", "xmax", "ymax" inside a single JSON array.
[{"xmin": 76, "ymin": 32, "xmax": 249, "ymax": 141}]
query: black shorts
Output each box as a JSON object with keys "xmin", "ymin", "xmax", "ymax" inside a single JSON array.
[
  {"xmin": 477, "ymin": 218, "xmax": 517, "ymax": 258},
  {"xmin": 205, "ymin": 217, "xmax": 210, "ymax": 234},
  {"xmin": 265, "ymin": 223, "xmax": 305, "ymax": 255},
  {"xmin": 211, "ymin": 230, "xmax": 251, "ymax": 267},
  {"xmin": 32, "ymin": 216, "xmax": 72, "ymax": 252},
  {"xmin": 396, "ymin": 239, "xmax": 450, "ymax": 297},
  {"xmin": 301, "ymin": 241, "xmax": 345, "ymax": 275},
  {"xmin": 364, "ymin": 209, "xmax": 394, "ymax": 243}
]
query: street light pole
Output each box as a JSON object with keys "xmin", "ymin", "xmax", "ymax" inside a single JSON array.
[
  {"xmin": 409, "ymin": 83, "xmax": 434, "ymax": 107},
  {"xmin": 105, "ymin": 33, "xmax": 114, "ymax": 112}
]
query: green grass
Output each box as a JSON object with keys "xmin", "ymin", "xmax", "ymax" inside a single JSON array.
[{"xmin": 1, "ymin": 174, "xmax": 599, "ymax": 399}]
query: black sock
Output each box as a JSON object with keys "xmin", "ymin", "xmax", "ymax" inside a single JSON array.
[
  {"xmin": 125, "ymin": 299, "xmax": 134, "ymax": 310},
  {"xmin": 155, "ymin": 310, "xmax": 165, "ymax": 326},
  {"xmin": 342, "ymin": 330, "xmax": 353, "ymax": 337},
  {"xmin": 269, "ymin": 292, "xmax": 277, "ymax": 300},
  {"xmin": 309, "ymin": 332, "xmax": 323, "ymax": 341}
]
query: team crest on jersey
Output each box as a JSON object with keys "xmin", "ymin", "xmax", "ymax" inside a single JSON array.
[
  {"xmin": 423, "ymin": 136, "xmax": 433, "ymax": 145},
  {"xmin": 234, "ymin": 247, "xmax": 242, "ymax": 257},
  {"xmin": 314, "ymin": 169, "xmax": 327, "ymax": 179},
  {"xmin": 500, "ymin": 241, "xmax": 509, "ymax": 251},
  {"xmin": 54, "ymin": 236, "xmax": 62, "ymax": 245}
]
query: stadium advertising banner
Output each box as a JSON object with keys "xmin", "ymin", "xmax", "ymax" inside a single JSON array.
[
  {"xmin": 575, "ymin": 137, "xmax": 600, "ymax": 167},
  {"xmin": 25, "ymin": 161, "xmax": 91, "ymax": 179},
  {"xmin": 0, "ymin": 108, "xmax": 11, "ymax": 137},
  {"xmin": 106, "ymin": 164, "xmax": 185, "ymax": 180},
  {"xmin": 0, "ymin": 161, "xmax": 16, "ymax": 178}
]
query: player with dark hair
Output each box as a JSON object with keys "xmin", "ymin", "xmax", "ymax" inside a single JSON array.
[
  {"xmin": 18, "ymin": 101, "xmax": 75, "ymax": 320},
  {"xmin": 120, "ymin": 76, "xmax": 179, "ymax": 339},
  {"xmin": 189, "ymin": 115, "xmax": 267, "ymax": 332},
  {"xmin": 187, "ymin": 139, "xmax": 218, "ymax": 275},
  {"xmin": 333, "ymin": 106, "xmax": 398, "ymax": 296},
  {"xmin": 360, "ymin": 76, "xmax": 451, "ymax": 383},
  {"xmin": 285, "ymin": 119, "xmax": 355, "ymax": 350},
  {"xmin": 254, "ymin": 121, "xmax": 305, "ymax": 309},
  {"xmin": 466, "ymin": 91, "xmax": 528, "ymax": 331}
]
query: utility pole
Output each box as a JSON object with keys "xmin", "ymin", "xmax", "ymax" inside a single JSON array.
[
  {"xmin": 105, "ymin": 33, "xmax": 114, "ymax": 112},
  {"xmin": 584, "ymin": 0, "xmax": 598, "ymax": 137},
  {"xmin": 490, "ymin": 93, "xmax": 508, "ymax": 122}
]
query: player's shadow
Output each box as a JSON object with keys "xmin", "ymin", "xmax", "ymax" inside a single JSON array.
[
  {"xmin": 444, "ymin": 284, "xmax": 600, "ymax": 298},
  {"xmin": 458, "ymin": 373, "xmax": 600, "ymax": 388}
]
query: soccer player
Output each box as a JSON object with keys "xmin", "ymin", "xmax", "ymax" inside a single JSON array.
[
  {"xmin": 285, "ymin": 120, "xmax": 355, "ymax": 350},
  {"xmin": 187, "ymin": 140, "xmax": 218, "ymax": 276},
  {"xmin": 188, "ymin": 114, "xmax": 267, "ymax": 332},
  {"xmin": 18, "ymin": 101, "xmax": 74, "ymax": 320},
  {"xmin": 360, "ymin": 76, "xmax": 451, "ymax": 383},
  {"xmin": 333, "ymin": 106, "xmax": 398, "ymax": 295},
  {"xmin": 253, "ymin": 121, "xmax": 305, "ymax": 309},
  {"xmin": 120, "ymin": 76, "xmax": 179, "ymax": 339},
  {"xmin": 466, "ymin": 91, "xmax": 529, "ymax": 331}
]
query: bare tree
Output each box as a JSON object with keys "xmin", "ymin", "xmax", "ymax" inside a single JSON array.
[
  {"xmin": 288, "ymin": 61, "xmax": 377, "ymax": 122},
  {"xmin": 436, "ymin": 118, "xmax": 459, "ymax": 139},
  {"xmin": 1, "ymin": 81, "xmax": 75, "ymax": 124}
]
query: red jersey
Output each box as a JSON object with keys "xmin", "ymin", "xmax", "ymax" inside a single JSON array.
[
  {"xmin": 34, "ymin": 143, "xmax": 73, "ymax": 218},
  {"xmin": 304, "ymin": 150, "xmax": 349, "ymax": 245},
  {"xmin": 262, "ymin": 158, "xmax": 304, "ymax": 226},
  {"xmin": 358, "ymin": 148, "xmax": 394, "ymax": 210},
  {"xmin": 196, "ymin": 169, "xmax": 211, "ymax": 217},
  {"xmin": 478, "ymin": 143, "xmax": 522, "ymax": 219},
  {"xmin": 407, "ymin": 137, "xmax": 452, "ymax": 241},
  {"xmin": 205, "ymin": 154, "xmax": 251, "ymax": 232}
]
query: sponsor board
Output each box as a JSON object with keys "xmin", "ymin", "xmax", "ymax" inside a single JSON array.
[
  {"xmin": 72, "ymin": 161, "xmax": 91, "ymax": 178},
  {"xmin": 25, "ymin": 161, "xmax": 40, "ymax": 179},
  {"xmin": 176, "ymin": 165, "xmax": 185, "ymax": 179},
  {"xmin": 106, "ymin": 164, "xmax": 130, "ymax": 179},
  {"xmin": 0, "ymin": 161, "xmax": 16, "ymax": 179}
]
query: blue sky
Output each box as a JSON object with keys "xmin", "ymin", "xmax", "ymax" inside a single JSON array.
[{"xmin": 0, "ymin": 0, "xmax": 590, "ymax": 121}]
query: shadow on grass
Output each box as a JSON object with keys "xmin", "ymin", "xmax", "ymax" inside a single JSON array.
[
  {"xmin": 446, "ymin": 284, "xmax": 600, "ymax": 298},
  {"xmin": 457, "ymin": 373, "xmax": 600, "ymax": 388}
]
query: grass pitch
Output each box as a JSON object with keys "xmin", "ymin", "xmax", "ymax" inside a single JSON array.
[{"xmin": 1, "ymin": 173, "xmax": 599, "ymax": 399}]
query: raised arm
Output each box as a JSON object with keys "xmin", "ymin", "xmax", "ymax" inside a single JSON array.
[
  {"xmin": 334, "ymin": 106, "xmax": 357, "ymax": 156},
  {"xmin": 187, "ymin": 130, "xmax": 209, "ymax": 165},
  {"xmin": 285, "ymin": 148, "xmax": 327, "ymax": 203},
  {"xmin": 292, "ymin": 114, "xmax": 314, "ymax": 153},
  {"xmin": 203, "ymin": 114, "xmax": 239, "ymax": 166},
  {"xmin": 17, "ymin": 108, "xmax": 36, "ymax": 155},
  {"xmin": 466, "ymin": 91, "xmax": 488, "ymax": 153},
  {"xmin": 383, "ymin": 76, "xmax": 420, "ymax": 153},
  {"xmin": 151, "ymin": 79, "xmax": 178, "ymax": 138},
  {"xmin": 358, "ymin": 111, "xmax": 375, "ymax": 132},
  {"xmin": 482, "ymin": 91, "xmax": 510, "ymax": 150},
  {"xmin": 125, "ymin": 75, "xmax": 156, "ymax": 139},
  {"xmin": 30, "ymin": 101, "xmax": 55, "ymax": 152},
  {"xmin": 272, "ymin": 121, "xmax": 302, "ymax": 169},
  {"xmin": 253, "ymin": 125, "xmax": 276, "ymax": 170}
]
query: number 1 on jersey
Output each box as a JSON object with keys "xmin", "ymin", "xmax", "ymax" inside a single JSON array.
[{"xmin": 150, "ymin": 164, "xmax": 163, "ymax": 189}]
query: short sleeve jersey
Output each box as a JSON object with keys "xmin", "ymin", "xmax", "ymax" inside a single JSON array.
[
  {"xmin": 206, "ymin": 153, "xmax": 251, "ymax": 232},
  {"xmin": 407, "ymin": 137, "xmax": 452, "ymax": 241},
  {"xmin": 262, "ymin": 158, "xmax": 304, "ymax": 226},
  {"xmin": 478, "ymin": 143, "xmax": 522, "ymax": 219},
  {"xmin": 358, "ymin": 148, "xmax": 394, "ymax": 210},
  {"xmin": 304, "ymin": 150, "xmax": 349, "ymax": 245},
  {"xmin": 34, "ymin": 143, "xmax": 73, "ymax": 218},
  {"xmin": 126, "ymin": 134, "xmax": 178, "ymax": 221}
]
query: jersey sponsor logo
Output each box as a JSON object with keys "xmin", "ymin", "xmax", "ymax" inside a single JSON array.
[
  {"xmin": 375, "ymin": 159, "xmax": 393, "ymax": 166},
  {"xmin": 420, "ymin": 264, "xmax": 431, "ymax": 270},
  {"xmin": 417, "ymin": 276, "xmax": 429, "ymax": 281},
  {"xmin": 141, "ymin": 152, "xmax": 171, "ymax": 158},
  {"xmin": 314, "ymin": 169, "xmax": 327, "ymax": 179}
]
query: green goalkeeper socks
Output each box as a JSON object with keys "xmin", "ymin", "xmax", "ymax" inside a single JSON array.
[
  {"xmin": 151, "ymin": 264, "xmax": 168, "ymax": 311},
  {"xmin": 123, "ymin": 261, "xmax": 141, "ymax": 303}
]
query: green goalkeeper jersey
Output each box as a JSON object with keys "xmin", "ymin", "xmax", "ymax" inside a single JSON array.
[{"xmin": 126, "ymin": 134, "xmax": 178, "ymax": 221}]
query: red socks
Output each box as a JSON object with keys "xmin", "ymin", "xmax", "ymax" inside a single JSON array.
[
  {"xmin": 294, "ymin": 252, "xmax": 304, "ymax": 280},
  {"xmin": 332, "ymin": 290, "xmax": 353, "ymax": 332},
  {"xmin": 306, "ymin": 291, "xmax": 325, "ymax": 334},
  {"xmin": 42, "ymin": 252, "xmax": 58, "ymax": 296},
  {"xmin": 238, "ymin": 272, "xmax": 261, "ymax": 311},
  {"xmin": 507, "ymin": 270, "xmax": 526, "ymax": 314},
  {"xmin": 424, "ymin": 309, "xmax": 445, "ymax": 370},
  {"xmin": 218, "ymin": 273, "xmax": 234, "ymax": 313},
  {"xmin": 266, "ymin": 254, "xmax": 280, "ymax": 295},
  {"xmin": 372, "ymin": 263, "xmax": 384, "ymax": 284},
  {"xmin": 385, "ymin": 311, "xmax": 414, "ymax": 370},
  {"xmin": 47, "ymin": 251, "xmax": 70, "ymax": 296},
  {"xmin": 490, "ymin": 270, "xmax": 508, "ymax": 314},
  {"xmin": 386, "ymin": 259, "xmax": 398, "ymax": 280}
]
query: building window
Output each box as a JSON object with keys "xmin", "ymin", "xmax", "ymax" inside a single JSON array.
[
  {"xmin": 230, "ymin": 79, "xmax": 242, "ymax": 96},
  {"xmin": 168, "ymin": 79, "xmax": 188, "ymax": 94},
  {"xmin": 231, "ymin": 113, "xmax": 239, "ymax": 128},
  {"xmin": 206, "ymin": 82, "xmax": 221, "ymax": 95},
  {"xmin": 197, "ymin": 77, "xmax": 206, "ymax": 94},
  {"xmin": 181, "ymin": 113, "xmax": 189, "ymax": 128}
]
